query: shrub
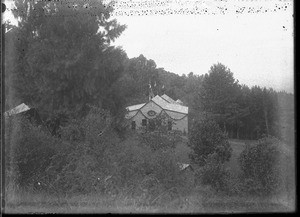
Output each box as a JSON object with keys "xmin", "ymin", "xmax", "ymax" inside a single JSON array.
[
  {"xmin": 238, "ymin": 136, "xmax": 286, "ymax": 195},
  {"xmin": 45, "ymin": 107, "xmax": 120, "ymax": 195},
  {"xmin": 194, "ymin": 153, "xmax": 230, "ymax": 192},
  {"xmin": 92, "ymin": 132, "xmax": 194, "ymax": 206},
  {"xmin": 138, "ymin": 114, "xmax": 182, "ymax": 151},
  {"xmin": 139, "ymin": 131, "xmax": 181, "ymax": 151},
  {"xmin": 188, "ymin": 117, "xmax": 232, "ymax": 166},
  {"xmin": 5, "ymin": 116, "xmax": 57, "ymax": 191},
  {"xmin": 5, "ymin": 106, "xmax": 194, "ymax": 204}
]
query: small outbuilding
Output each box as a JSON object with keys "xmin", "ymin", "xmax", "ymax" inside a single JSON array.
[{"xmin": 4, "ymin": 103, "xmax": 43, "ymax": 125}]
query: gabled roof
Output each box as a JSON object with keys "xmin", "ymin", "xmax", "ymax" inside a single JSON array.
[
  {"xmin": 176, "ymin": 99, "xmax": 183, "ymax": 104},
  {"xmin": 4, "ymin": 103, "xmax": 31, "ymax": 117},
  {"xmin": 151, "ymin": 95, "xmax": 170, "ymax": 108},
  {"xmin": 177, "ymin": 163, "xmax": 191, "ymax": 171},
  {"xmin": 126, "ymin": 95, "xmax": 188, "ymax": 115},
  {"xmin": 126, "ymin": 103, "xmax": 145, "ymax": 112},
  {"xmin": 161, "ymin": 94, "xmax": 177, "ymax": 104},
  {"xmin": 152, "ymin": 95, "xmax": 188, "ymax": 114}
]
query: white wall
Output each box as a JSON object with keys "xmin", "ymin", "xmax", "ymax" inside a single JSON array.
[
  {"xmin": 140, "ymin": 101, "xmax": 163, "ymax": 119},
  {"xmin": 127, "ymin": 102, "xmax": 188, "ymax": 133}
]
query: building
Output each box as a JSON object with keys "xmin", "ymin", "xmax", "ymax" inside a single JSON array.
[
  {"xmin": 125, "ymin": 94, "xmax": 188, "ymax": 134},
  {"xmin": 4, "ymin": 103, "xmax": 43, "ymax": 125}
]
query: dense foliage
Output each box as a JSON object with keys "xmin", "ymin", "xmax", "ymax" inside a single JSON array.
[
  {"xmin": 4, "ymin": 0, "xmax": 294, "ymax": 211},
  {"xmin": 5, "ymin": 0, "xmax": 294, "ymax": 141},
  {"xmin": 138, "ymin": 115, "xmax": 183, "ymax": 151},
  {"xmin": 238, "ymin": 137, "xmax": 287, "ymax": 195},
  {"xmin": 5, "ymin": 109, "xmax": 194, "ymax": 208},
  {"xmin": 7, "ymin": 0, "xmax": 127, "ymax": 124},
  {"xmin": 194, "ymin": 153, "xmax": 231, "ymax": 192},
  {"xmin": 189, "ymin": 116, "xmax": 232, "ymax": 167},
  {"xmin": 188, "ymin": 116, "xmax": 232, "ymax": 192},
  {"xmin": 5, "ymin": 116, "xmax": 58, "ymax": 190},
  {"xmin": 119, "ymin": 59, "xmax": 293, "ymax": 142}
]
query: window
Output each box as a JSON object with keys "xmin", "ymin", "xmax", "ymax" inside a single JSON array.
[
  {"xmin": 142, "ymin": 119, "xmax": 147, "ymax": 126},
  {"xmin": 131, "ymin": 121, "xmax": 136, "ymax": 130},
  {"xmin": 168, "ymin": 120, "xmax": 172, "ymax": 130}
]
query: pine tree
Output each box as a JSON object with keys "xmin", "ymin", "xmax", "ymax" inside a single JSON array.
[{"xmin": 8, "ymin": 0, "xmax": 127, "ymax": 119}]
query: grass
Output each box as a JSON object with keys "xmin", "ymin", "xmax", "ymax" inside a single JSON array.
[
  {"xmin": 5, "ymin": 190, "xmax": 293, "ymax": 213},
  {"xmin": 225, "ymin": 139, "xmax": 255, "ymax": 173}
]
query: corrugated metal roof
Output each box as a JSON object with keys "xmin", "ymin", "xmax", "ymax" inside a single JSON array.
[
  {"xmin": 126, "ymin": 103, "xmax": 145, "ymax": 111},
  {"xmin": 4, "ymin": 103, "xmax": 31, "ymax": 117},
  {"xmin": 161, "ymin": 94, "xmax": 177, "ymax": 104}
]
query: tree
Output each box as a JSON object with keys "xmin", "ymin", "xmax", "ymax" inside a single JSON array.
[
  {"xmin": 45, "ymin": 107, "xmax": 120, "ymax": 195},
  {"xmin": 9, "ymin": 0, "xmax": 127, "ymax": 120},
  {"xmin": 188, "ymin": 116, "xmax": 232, "ymax": 167},
  {"xmin": 192, "ymin": 63, "xmax": 242, "ymax": 135},
  {"xmin": 239, "ymin": 137, "xmax": 286, "ymax": 195},
  {"xmin": 244, "ymin": 86, "xmax": 279, "ymax": 139},
  {"xmin": 121, "ymin": 54, "xmax": 159, "ymax": 105}
]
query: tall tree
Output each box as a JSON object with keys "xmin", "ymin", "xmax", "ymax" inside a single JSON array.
[
  {"xmin": 121, "ymin": 54, "xmax": 159, "ymax": 105},
  {"xmin": 193, "ymin": 63, "xmax": 241, "ymax": 133},
  {"xmin": 8, "ymin": 0, "xmax": 127, "ymax": 120}
]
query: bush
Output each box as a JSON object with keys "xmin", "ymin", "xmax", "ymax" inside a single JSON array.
[
  {"xmin": 138, "ymin": 114, "xmax": 182, "ymax": 151},
  {"xmin": 44, "ymin": 107, "xmax": 120, "ymax": 195},
  {"xmin": 194, "ymin": 153, "xmax": 230, "ymax": 192},
  {"xmin": 139, "ymin": 131, "xmax": 182, "ymax": 152},
  {"xmin": 238, "ymin": 136, "xmax": 286, "ymax": 195},
  {"xmin": 85, "ymin": 131, "xmax": 194, "ymax": 206},
  {"xmin": 6, "ymin": 106, "xmax": 194, "ymax": 205},
  {"xmin": 5, "ymin": 116, "xmax": 57, "ymax": 191},
  {"xmin": 139, "ymin": 115, "xmax": 182, "ymax": 151},
  {"xmin": 188, "ymin": 117, "xmax": 232, "ymax": 166}
]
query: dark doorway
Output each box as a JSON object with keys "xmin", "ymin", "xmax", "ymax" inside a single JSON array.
[
  {"xmin": 131, "ymin": 121, "xmax": 136, "ymax": 130},
  {"xmin": 149, "ymin": 119, "xmax": 156, "ymax": 131},
  {"xmin": 168, "ymin": 120, "xmax": 172, "ymax": 131},
  {"xmin": 142, "ymin": 119, "xmax": 147, "ymax": 127}
]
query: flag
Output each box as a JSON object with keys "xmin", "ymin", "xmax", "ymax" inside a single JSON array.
[{"xmin": 148, "ymin": 80, "xmax": 154, "ymax": 101}]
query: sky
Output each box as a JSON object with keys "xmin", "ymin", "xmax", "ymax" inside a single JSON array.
[
  {"xmin": 3, "ymin": 0, "xmax": 294, "ymax": 93},
  {"xmin": 111, "ymin": 0, "xmax": 294, "ymax": 93}
]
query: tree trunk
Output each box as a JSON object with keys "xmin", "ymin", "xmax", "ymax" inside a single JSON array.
[{"xmin": 264, "ymin": 108, "xmax": 270, "ymax": 136}]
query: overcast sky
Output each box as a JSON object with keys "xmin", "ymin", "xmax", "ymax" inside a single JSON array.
[
  {"xmin": 111, "ymin": 0, "xmax": 294, "ymax": 93},
  {"xmin": 3, "ymin": 0, "xmax": 294, "ymax": 93}
]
